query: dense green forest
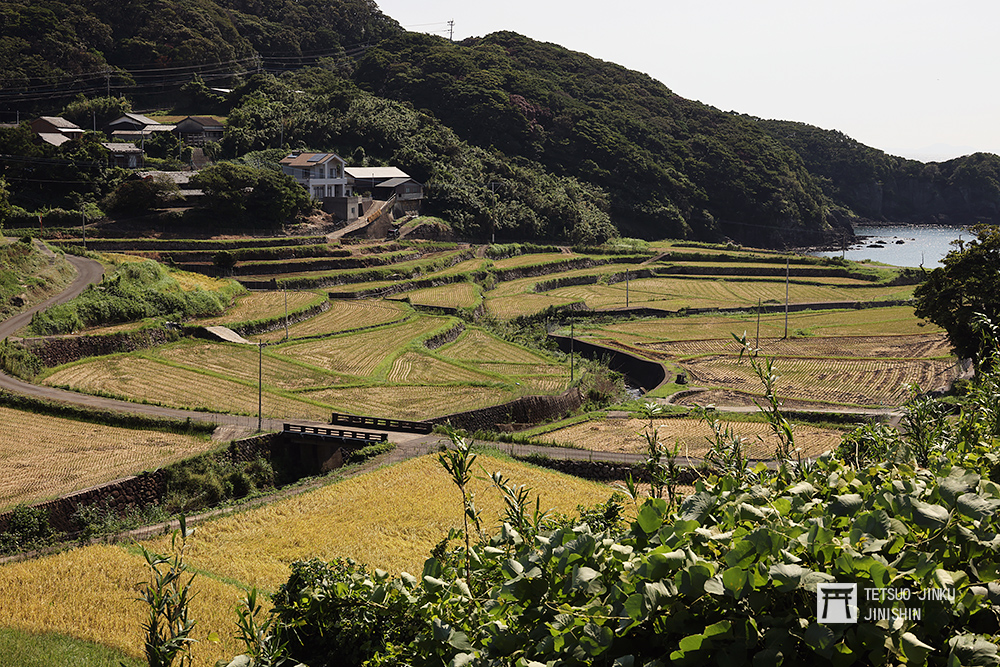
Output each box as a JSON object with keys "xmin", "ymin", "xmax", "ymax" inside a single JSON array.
[{"xmin": 1, "ymin": 0, "xmax": 999, "ymax": 244}]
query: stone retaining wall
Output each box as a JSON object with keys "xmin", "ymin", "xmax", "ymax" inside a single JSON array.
[
  {"xmin": 25, "ymin": 327, "xmax": 177, "ymax": 367},
  {"xmin": 424, "ymin": 322, "xmax": 465, "ymax": 350},
  {"xmin": 0, "ymin": 435, "xmax": 279, "ymax": 536}
]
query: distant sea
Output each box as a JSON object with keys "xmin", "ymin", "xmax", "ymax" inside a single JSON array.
[{"xmin": 807, "ymin": 224, "xmax": 969, "ymax": 269}]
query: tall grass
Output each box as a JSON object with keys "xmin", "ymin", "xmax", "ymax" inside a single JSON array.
[
  {"xmin": 28, "ymin": 260, "xmax": 244, "ymax": 335},
  {"xmin": 0, "ymin": 628, "xmax": 144, "ymax": 667}
]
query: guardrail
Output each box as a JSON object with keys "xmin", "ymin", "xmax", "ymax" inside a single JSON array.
[
  {"xmin": 283, "ymin": 423, "xmax": 388, "ymax": 442},
  {"xmin": 330, "ymin": 412, "xmax": 433, "ymax": 434}
]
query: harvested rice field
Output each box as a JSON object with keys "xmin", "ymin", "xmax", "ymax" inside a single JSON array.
[
  {"xmin": 540, "ymin": 416, "xmax": 846, "ymax": 459},
  {"xmin": 394, "ymin": 282, "xmax": 481, "ymax": 309},
  {"xmin": 191, "ymin": 289, "xmax": 325, "ymax": 327},
  {"xmin": 274, "ymin": 315, "xmax": 452, "ymax": 377},
  {"xmin": 41, "ymin": 355, "xmax": 333, "ymax": 421},
  {"xmin": 0, "ymin": 407, "xmax": 212, "ymax": 510},
  {"xmin": 440, "ymin": 329, "xmax": 555, "ymax": 364},
  {"xmin": 257, "ymin": 298, "xmax": 410, "ymax": 342},
  {"xmin": 301, "ymin": 384, "xmax": 517, "ymax": 420},
  {"xmin": 678, "ymin": 354, "xmax": 958, "ymax": 407},
  {"xmin": 544, "ymin": 277, "xmax": 915, "ymax": 312},
  {"xmin": 578, "ymin": 306, "xmax": 941, "ymax": 344}
]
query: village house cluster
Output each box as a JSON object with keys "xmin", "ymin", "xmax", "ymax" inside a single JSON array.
[{"xmin": 24, "ymin": 115, "xmax": 424, "ymax": 223}]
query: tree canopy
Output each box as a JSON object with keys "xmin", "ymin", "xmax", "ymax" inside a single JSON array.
[
  {"xmin": 191, "ymin": 162, "xmax": 312, "ymax": 227},
  {"xmin": 914, "ymin": 224, "xmax": 1000, "ymax": 366}
]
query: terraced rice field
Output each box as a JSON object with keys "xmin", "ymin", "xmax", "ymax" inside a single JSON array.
[
  {"xmin": 422, "ymin": 257, "xmax": 489, "ymax": 278},
  {"xmin": 275, "ymin": 316, "xmax": 452, "ymax": 377},
  {"xmin": 484, "ymin": 293, "xmax": 580, "ymax": 318},
  {"xmin": 581, "ymin": 306, "xmax": 940, "ymax": 344},
  {"xmin": 145, "ymin": 453, "xmax": 616, "ymax": 588},
  {"xmin": 440, "ymin": 329, "xmax": 556, "ymax": 364},
  {"xmin": 397, "ymin": 282, "xmax": 481, "ymax": 309},
  {"xmin": 302, "ymin": 385, "xmax": 517, "ymax": 420},
  {"xmin": 191, "ymin": 290, "xmax": 324, "ymax": 326},
  {"xmin": 680, "ymin": 354, "xmax": 957, "ymax": 406},
  {"xmin": 541, "ymin": 416, "xmax": 846, "ymax": 459},
  {"xmin": 0, "ymin": 545, "xmax": 245, "ymax": 667},
  {"xmin": 483, "ymin": 262, "xmax": 637, "ymax": 299},
  {"xmin": 42, "ymin": 356, "xmax": 332, "ymax": 421},
  {"xmin": 153, "ymin": 342, "xmax": 349, "ymax": 389},
  {"xmin": 257, "ymin": 298, "xmax": 409, "ymax": 342},
  {"xmin": 545, "ymin": 277, "xmax": 915, "ymax": 311},
  {"xmin": 490, "ymin": 252, "xmax": 575, "ymax": 269},
  {"xmin": 0, "ymin": 453, "xmax": 614, "ymax": 667},
  {"xmin": 386, "ymin": 351, "xmax": 498, "ymax": 385},
  {"xmin": 0, "ymin": 407, "xmax": 212, "ymax": 510},
  {"xmin": 650, "ymin": 334, "xmax": 952, "ymax": 360}
]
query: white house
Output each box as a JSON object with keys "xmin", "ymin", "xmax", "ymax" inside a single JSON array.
[{"xmin": 279, "ymin": 152, "xmax": 352, "ymax": 200}]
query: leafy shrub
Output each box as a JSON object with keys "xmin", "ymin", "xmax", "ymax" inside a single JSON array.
[
  {"xmin": 270, "ymin": 558, "xmax": 419, "ymax": 667},
  {"xmin": 344, "ymin": 441, "xmax": 396, "ymax": 464},
  {"xmin": 239, "ymin": 336, "xmax": 1000, "ymax": 667},
  {"xmin": 72, "ymin": 501, "xmax": 169, "ymax": 542},
  {"xmin": 0, "ymin": 338, "xmax": 43, "ymax": 379},
  {"xmin": 163, "ymin": 452, "xmax": 277, "ymax": 513},
  {"xmin": 0, "ymin": 504, "xmax": 57, "ymax": 555}
]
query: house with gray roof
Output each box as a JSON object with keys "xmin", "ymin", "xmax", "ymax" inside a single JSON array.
[
  {"xmin": 29, "ymin": 116, "xmax": 84, "ymax": 146},
  {"xmin": 345, "ymin": 166, "xmax": 424, "ymax": 214}
]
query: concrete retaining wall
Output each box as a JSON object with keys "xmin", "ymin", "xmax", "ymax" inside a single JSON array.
[
  {"xmin": 431, "ymin": 388, "xmax": 584, "ymax": 432},
  {"xmin": 550, "ymin": 335, "xmax": 667, "ymax": 393}
]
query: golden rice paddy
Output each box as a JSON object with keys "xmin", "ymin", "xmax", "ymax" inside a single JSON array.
[
  {"xmin": 192, "ymin": 290, "xmax": 325, "ymax": 327},
  {"xmin": 257, "ymin": 298, "xmax": 410, "ymax": 342},
  {"xmin": 0, "ymin": 407, "xmax": 212, "ymax": 511},
  {"xmin": 0, "ymin": 455, "xmax": 615, "ymax": 667}
]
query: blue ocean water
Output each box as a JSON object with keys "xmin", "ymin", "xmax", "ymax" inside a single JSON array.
[{"xmin": 809, "ymin": 224, "xmax": 969, "ymax": 269}]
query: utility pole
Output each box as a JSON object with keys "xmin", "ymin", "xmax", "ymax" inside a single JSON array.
[
  {"xmin": 570, "ymin": 321, "xmax": 575, "ymax": 383},
  {"xmin": 258, "ymin": 342, "xmax": 263, "ymax": 432},
  {"xmin": 284, "ymin": 286, "xmax": 289, "ymax": 341},
  {"xmin": 783, "ymin": 259, "xmax": 789, "ymax": 339},
  {"xmin": 755, "ymin": 297, "xmax": 761, "ymax": 351},
  {"xmin": 81, "ymin": 210, "xmax": 86, "ymax": 251},
  {"xmin": 625, "ymin": 269, "xmax": 629, "ymax": 308},
  {"xmin": 448, "ymin": 20, "xmax": 454, "ymax": 41}
]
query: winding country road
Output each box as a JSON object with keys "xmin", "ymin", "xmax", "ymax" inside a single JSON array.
[{"xmin": 0, "ymin": 249, "xmax": 299, "ymax": 438}]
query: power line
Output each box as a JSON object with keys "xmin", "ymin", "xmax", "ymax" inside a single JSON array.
[{"xmin": 0, "ymin": 42, "xmax": 375, "ymax": 104}]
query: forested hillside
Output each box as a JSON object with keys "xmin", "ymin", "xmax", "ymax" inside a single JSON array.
[
  {"xmin": 353, "ymin": 31, "xmax": 842, "ymax": 245},
  {"xmin": 1, "ymin": 0, "xmax": 998, "ymax": 244},
  {"xmin": 757, "ymin": 119, "xmax": 1000, "ymax": 225}
]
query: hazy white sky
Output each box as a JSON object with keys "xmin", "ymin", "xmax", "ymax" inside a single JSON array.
[{"xmin": 374, "ymin": 0, "xmax": 998, "ymax": 162}]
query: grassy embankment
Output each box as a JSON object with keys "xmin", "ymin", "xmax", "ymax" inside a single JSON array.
[{"xmin": 0, "ymin": 237, "xmax": 75, "ymax": 320}]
